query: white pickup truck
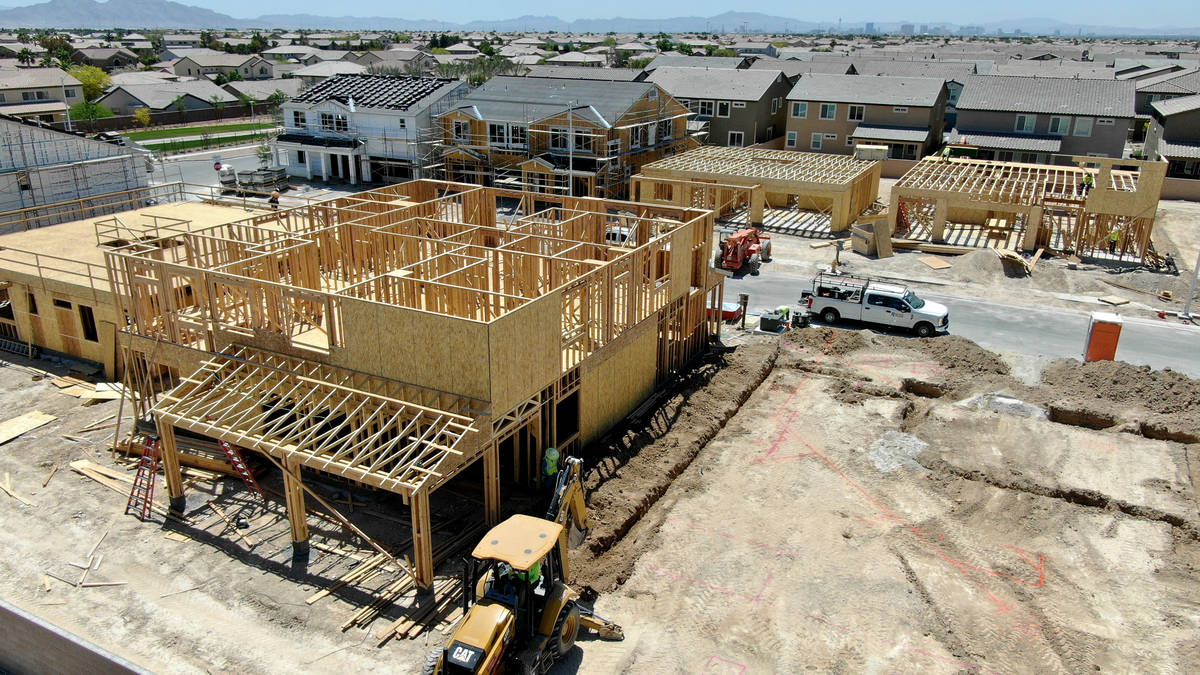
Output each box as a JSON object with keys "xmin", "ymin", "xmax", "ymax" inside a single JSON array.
[{"xmin": 802, "ymin": 272, "xmax": 949, "ymax": 337}]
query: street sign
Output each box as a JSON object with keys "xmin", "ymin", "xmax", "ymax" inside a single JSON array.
[{"xmin": 213, "ymin": 161, "xmax": 222, "ymax": 171}]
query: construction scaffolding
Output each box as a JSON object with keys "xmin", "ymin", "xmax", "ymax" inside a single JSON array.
[
  {"xmin": 888, "ymin": 156, "xmax": 1168, "ymax": 261},
  {"xmin": 633, "ymin": 145, "xmax": 882, "ymax": 231},
  {"xmin": 99, "ymin": 178, "xmax": 722, "ymax": 590}
]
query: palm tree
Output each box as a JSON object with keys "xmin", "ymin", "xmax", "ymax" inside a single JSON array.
[{"xmin": 16, "ymin": 48, "xmax": 35, "ymax": 66}]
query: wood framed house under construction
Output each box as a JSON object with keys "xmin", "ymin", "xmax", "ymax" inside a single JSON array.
[
  {"xmin": 888, "ymin": 155, "xmax": 1167, "ymax": 261},
  {"xmin": 91, "ymin": 179, "xmax": 722, "ymax": 591},
  {"xmin": 632, "ymin": 145, "xmax": 882, "ymax": 231},
  {"xmin": 436, "ymin": 77, "xmax": 701, "ymax": 198}
]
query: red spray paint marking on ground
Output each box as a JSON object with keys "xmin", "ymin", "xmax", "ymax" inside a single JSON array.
[
  {"xmin": 703, "ymin": 655, "xmax": 747, "ymax": 674},
  {"xmin": 666, "ymin": 516, "xmax": 804, "ymax": 559},
  {"xmin": 652, "ymin": 567, "xmax": 1000, "ymax": 674}
]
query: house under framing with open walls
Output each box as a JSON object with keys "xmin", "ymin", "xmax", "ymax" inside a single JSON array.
[{"xmin": 103, "ymin": 179, "xmax": 724, "ymax": 590}]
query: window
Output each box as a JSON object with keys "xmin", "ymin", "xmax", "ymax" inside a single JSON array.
[
  {"xmin": 697, "ymin": 100, "xmax": 714, "ymax": 117},
  {"xmin": 22, "ymin": 91, "xmax": 47, "ymax": 101},
  {"xmin": 631, "ymin": 125, "xmax": 647, "ymax": 149},
  {"xmin": 771, "ymin": 97, "xmax": 779, "ymax": 114},
  {"xmin": 677, "ymin": 98, "xmax": 689, "ymax": 109},
  {"xmin": 848, "ymin": 105, "xmax": 865, "ymax": 122},
  {"xmin": 811, "ymin": 132, "xmax": 823, "ymax": 150},
  {"xmin": 549, "ymin": 127, "xmax": 569, "ymax": 151},
  {"xmin": 1074, "ymin": 117, "xmax": 1093, "ymax": 137},
  {"xmin": 573, "ymin": 130, "xmax": 593, "ymax": 153},
  {"xmin": 1014, "ymin": 114, "xmax": 1036, "ymax": 133},
  {"xmin": 78, "ymin": 305, "xmax": 98, "ymax": 343},
  {"xmin": 488, "ymin": 123, "xmax": 506, "ymax": 145},
  {"xmin": 397, "ymin": 118, "xmax": 407, "ymax": 130},
  {"xmin": 847, "ymin": 136, "xmax": 855, "ymax": 146},
  {"xmin": 717, "ymin": 101, "xmax": 730, "ymax": 118},
  {"xmin": 1096, "ymin": 118, "xmax": 1115, "ymax": 126},
  {"xmin": 607, "ymin": 137, "xmax": 621, "ymax": 157},
  {"xmin": 63, "ymin": 88, "xmax": 76, "ymax": 98},
  {"xmin": 52, "ymin": 298, "xmax": 71, "ymax": 309},
  {"xmin": 292, "ymin": 110, "xmax": 306, "ymax": 128},
  {"xmin": 728, "ymin": 130, "xmax": 744, "ymax": 147},
  {"xmin": 819, "ymin": 103, "xmax": 837, "ymax": 120},
  {"xmin": 320, "ymin": 113, "xmax": 347, "ymax": 132},
  {"xmin": 452, "ymin": 119, "xmax": 470, "ymax": 142},
  {"xmin": 510, "ymin": 125, "xmax": 527, "ymax": 147},
  {"xmin": 648, "ymin": 89, "xmax": 657, "ymax": 100},
  {"xmin": 1048, "ymin": 116, "xmax": 1070, "ymax": 136},
  {"xmin": 791, "ymin": 102, "xmax": 807, "ymax": 118},
  {"xmin": 27, "ymin": 293, "xmax": 37, "ymax": 315},
  {"xmin": 733, "ymin": 101, "xmax": 746, "ymax": 108},
  {"xmin": 0, "ymin": 94, "xmax": 5, "ymax": 102},
  {"xmin": 295, "ymin": 150, "xmax": 306, "ymax": 164},
  {"xmin": 786, "ymin": 131, "xmax": 797, "ymax": 148},
  {"xmin": 656, "ymin": 119, "xmax": 672, "ymax": 142},
  {"xmin": 892, "ymin": 106, "xmax": 908, "ymax": 114}
]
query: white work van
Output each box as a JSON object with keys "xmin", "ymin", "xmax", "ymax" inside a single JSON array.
[{"xmin": 802, "ymin": 272, "xmax": 949, "ymax": 337}]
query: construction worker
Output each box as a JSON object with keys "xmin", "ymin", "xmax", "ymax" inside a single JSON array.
[
  {"xmin": 269, "ymin": 190, "xmax": 280, "ymax": 209},
  {"xmin": 1081, "ymin": 169, "xmax": 1095, "ymax": 196},
  {"xmin": 776, "ymin": 305, "xmax": 791, "ymax": 326},
  {"xmin": 542, "ymin": 446, "xmax": 560, "ymax": 501},
  {"xmin": 1109, "ymin": 229, "xmax": 1119, "ymax": 255},
  {"xmin": 941, "ymin": 146, "xmax": 951, "ymax": 160}
]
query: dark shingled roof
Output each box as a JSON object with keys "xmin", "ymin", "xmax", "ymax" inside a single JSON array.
[
  {"xmin": 290, "ymin": 74, "xmax": 459, "ymax": 111},
  {"xmin": 947, "ymin": 129, "xmax": 1064, "ymax": 153},
  {"xmin": 957, "ymin": 75, "xmax": 1134, "ymax": 117}
]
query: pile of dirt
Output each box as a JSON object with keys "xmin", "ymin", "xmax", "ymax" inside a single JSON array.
[
  {"xmin": 949, "ymin": 248, "xmax": 1009, "ymax": 282},
  {"xmin": 572, "ymin": 336, "xmax": 780, "ymax": 593},
  {"xmin": 1040, "ymin": 358, "xmax": 1200, "ymax": 439},
  {"xmin": 785, "ymin": 325, "xmax": 868, "ymax": 356}
]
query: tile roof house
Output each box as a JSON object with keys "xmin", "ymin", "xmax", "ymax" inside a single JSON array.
[
  {"xmin": 439, "ymin": 76, "xmax": 698, "ymax": 198},
  {"xmin": 645, "ymin": 54, "xmax": 750, "ymax": 72},
  {"xmin": 173, "ymin": 54, "xmax": 274, "ymax": 80},
  {"xmin": 646, "ymin": 67, "xmax": 792, "ymax": 146},
  {"xmin": 523, "ymin": 66, "xmax": 647, "ymax": 81},
  {"xmin": 785, "ymin": 74, "xmax": 948, "ymax": 159},
  {"xmin": 221, "ymin": 78, "xmax": 303, "ymax": 102},
  {"xmin": 71, "ymin": 47, "xmax": 140, "ymax": 71},
  {"xmin": 953, "ymin": 75, "xmax": 1135, "ymax": 163},
  {"xmin": 1134, "ymin": 68, "xmax": 1200, "ymax": 118},
  {"xmin": 276, "ymin": 74, "xmax": 466, "ymax": 184},
  {"xmin": 0, "ymin": 68, "xmax": 83, "ymax": 123},
  {"xmin": 292, "ymin": 60, "xmax": 366, "ymax": 86},
  {"xmin": 1145, "ymin": 93, "xmax": 1200, "ymax": 178},
  {"xmin": 95, "ymin": 80, "xmax": 238, "ymax": 115}
]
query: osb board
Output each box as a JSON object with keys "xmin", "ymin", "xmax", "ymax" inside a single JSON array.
[
  {"xmin": 919, "ymin": 256, "xmax": 953, "ymax": 270},
  {"xmin": 334, "ymin": 297, "xmax": 491, "ymax": 402},
  {"xmin": 0, "ymin": 411, "xmax": 56, "ymax": 445},
  {"xmin": 578, "ymin": 316, "xmax": 657, "ymax": 445},
  {"xmin": 669, "ymin": 227, "xmax": 694, "ymax": 299},
  {"xmin": 487, "ymin": 291, "xmax": 561, "ymax": 415}
]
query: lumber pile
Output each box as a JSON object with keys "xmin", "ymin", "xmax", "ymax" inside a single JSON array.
[{"xmin": 48, "ymin": 377, "xmax": 127, "ymax": 405}]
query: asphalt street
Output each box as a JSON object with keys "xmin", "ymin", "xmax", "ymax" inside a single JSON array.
[{"xmin": 723, "ymin": 265, "xmax": 1200, "ymax": 378}]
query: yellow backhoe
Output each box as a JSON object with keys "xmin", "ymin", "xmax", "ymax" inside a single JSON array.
[{"xmin": 421, "ymin": 457, "xmax": 624, "ymax": 674}]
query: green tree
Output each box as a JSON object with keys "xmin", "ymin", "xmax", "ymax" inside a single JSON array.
[
  {"xmin": 68, "ymin": 100, "xmax": 114, "ymax": 122},
  {"xmin": 266, "ymin": 89, "xmax": 288, "ymax": 107},
  {"xmin": 256, "ymin": 143, "xmax": 272, "ymax": 168},
  {"xmin": 67, "ymin": 65, "xmax": 111, "ymax": 101},
  {"xmin": 209, "ymin": 95, "xmax": 225, "ymax": 118},
  {"xmin": 655, "ymin": 38, "xmax": 673, "ymax": 52},
  {"xmin": 172, "ymin": 95, "xmax": 187, "ymax": 114},
  {"xmin": 675, "ymin": 43, "xmax": 693, "ymax": 55},
  {"xmin": 16, "ymin": 30, "xmax": 31, "ymax": 44},
  {"xmin": 16, "ymin": 48, "xmax": 35, "ymax": 66},
  {"xmin": 133, "ymin": 107, "xmax": 151, "ymax": 127}
]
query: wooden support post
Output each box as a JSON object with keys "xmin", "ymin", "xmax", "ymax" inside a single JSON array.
[
  {"xmin": 282, "ymin": 456, "xmax": 309, "ymax": 552},
  {"xmin": 749, "ymin": 188, "xmax": 765, "ymax": 226},
  {"xmin": 155, "ymin": 420, "xmax": 186, "ymax": 514},
  {"xmin": 887, "ymin": 190, "xmax": 900, "ymax": 233},
  {"xmin": 411, "ymin": 489, "xmax": 434, "ymax": 591},
  {"xmin": 483, "ymin": 443, "xmax": 500, "ymax": 526},
  {"xmin": 931, "ymin": 199, "xmax": 948, "ymax": 242},
  {"xmin": 1021, "ymin": 206, "xmax": 1043, "ymax": 252}
]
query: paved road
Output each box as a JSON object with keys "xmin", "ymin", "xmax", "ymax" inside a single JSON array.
[{"xmin": 724, "ymin": 267, "xmax": 1200, "ymax": 378}]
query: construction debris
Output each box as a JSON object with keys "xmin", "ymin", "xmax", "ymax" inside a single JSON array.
[{"xmin": 0, "ymin": 411, "xmax": 55, "ymax": 445}]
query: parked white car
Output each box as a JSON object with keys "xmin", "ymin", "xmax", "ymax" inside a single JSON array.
[{"xmin": 802, "ymin": 272, "xmax": 949, "ymax": 337}]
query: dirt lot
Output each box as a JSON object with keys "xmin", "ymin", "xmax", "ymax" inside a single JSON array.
[
  {"xmin": 569, "ymin": 327, "xmax": 1200, "ymax": 673},
  {"xmin": 1, "ymin": 322, "xmax": 1198, "ymax": 673}
]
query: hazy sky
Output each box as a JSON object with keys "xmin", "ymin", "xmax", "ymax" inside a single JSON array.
[{"xmin": 14, "ymin": 0, "xmax": 1196, "ymax": 29}]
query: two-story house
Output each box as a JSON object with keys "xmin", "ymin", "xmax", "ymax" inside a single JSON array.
[
  {"xmin": 1133, "ymin": 68, "xmax": 1200, "ymax": 138},
  {"xmin": 784, "ymin": 74, "xmax": 948, "ymax": 160},
  {"xmin": 71, "ymin": 47, "xmax": 140, "ymax": 71},
  {"xmin": 438, "ymin": 76, "xmax": 698, "ymax": 198},
  {"xmin": 275, "ymin": 74, "xmax": 466, "ymax": 184},
  {"xmin": 951, "ymin": 76, "xmax": 1135, "ymax": 164},
  {"xmin": 0, "ymin": 68, "xmax": 83, "ymax": 124},
  {"xmin": 1145, "ymin": 94, "xmax": 1200, "ymax": 178},
  {"xmin": 645, "ymin": 67, "xmax": 791, "ymax": 147}
]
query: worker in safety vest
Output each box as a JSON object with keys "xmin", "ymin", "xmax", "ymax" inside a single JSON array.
[
  {"xmin": 1109, "ymin": 229, "xmax": 1119, "ymax": 255},
  {"xmin": 1081, "ymin": 171, "xmax": 1095, "ymax": 195},
  {"xmin": 776, "ymin": 305, "xmax": 791, "ymax": 325},
  {"xmin": 941, "ymin": 146, "xmax": 951, "ymax": 160},
  {"xmin": 542, "ymin": 447, "xmax": 560, "ymax": 501}
]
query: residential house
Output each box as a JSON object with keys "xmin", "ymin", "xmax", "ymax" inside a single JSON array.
[
  {"xmin": 646, "ymin": 67, "xmax": 791, "ymax": 147},
  {"xmin": 785, "ymin": 74, "xmax": 947, "ymax": 159},
  {"xmin": 953, "ymin": 76, "xmax": 1134, "ymax": 164},
  {"xmin": 545, "ymin": 52, "xmax": 605, "ymax": 67},
  {"xmin": 438, "ymin": 76, "xmax": 697, "ymax": 198},
  {"xmin": 645, "ymin": 54, "xmax": 750, "ymax": 72},
  {"xmin": 293, "ymin": 60, "xmax": 366, "ymax": 86},
  {"xmin": 350, "ymin": 50, "xmax": 437, "ymax": 74},
  {"xmin": 262, "ymin": 45, "xmax": 325, "ymax": 63},
  {"xmin": 749, "ymin": 57, "xmax": 854, "ymax": 79},
  {"xmin": 71, "ymin": 47, "xmax": 140, "ymax": 71},
  {"xmin": 852, "ymin": 60, "xmax": 976, "ymax": 125},
  {"xmin": 276, "ymin": 73, "xmax": 465, "ymax": 184},
  {"xmin": 95, "ymin": 80, "xmax": 238, "ymax": 115},
  {"xmin": 1145, "ymin": 94, "xmax": 1200, "ymax": 178},
  {"xmin": 173, "ymin": 54, "xmax": 273, "ymax": 81},
  {"xmin": 523, "ymin": 66, "xmax": 647, "ymax": 81},
  {"xmin": 162, "ymin": 34, "xmax": 203, "ymax": 48},
  {"xmin": 0, "ymin": 43, "xmax": 46, "ymax": 59},
  {"xmin": 0, "ymin": 68, "xmax": 83, "ymax": 123},
  {"xmin": 221, "ymin": 78, "xmax": 303, "ymax": 103},
  {"xmin": 1134, "ymin": 68, "xmax": 1200, "ymax": 123}
]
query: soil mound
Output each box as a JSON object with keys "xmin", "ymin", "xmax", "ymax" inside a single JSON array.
[
  {"xmin": 1041, "ymin": 359, "xmax": 1200, "ymax": 433},
  {"xmin": 786, "ymin": 325, "xmax": 868, "ymax": 356},
  {"xmin": 950, "ymin": 248, "xmax": 1006, "ymax": 282}
]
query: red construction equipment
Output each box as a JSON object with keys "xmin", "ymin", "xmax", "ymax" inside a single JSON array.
[
  {"xmin": 714, "ymin": 227, "xmax": 772, "ymax": 272},
  {"xmin": 220, "ymin": 440, "xmax": 264, "ymax": 498},
  {"xmin": 125, "ymin": 437, "xmax": 161, "ymax": 521}
]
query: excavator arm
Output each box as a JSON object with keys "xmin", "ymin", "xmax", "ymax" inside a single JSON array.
[{"xmin": 546, "ymin": 456, "xmax": 590, "ymax": 546}]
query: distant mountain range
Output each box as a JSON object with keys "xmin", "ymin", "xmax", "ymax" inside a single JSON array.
[{"xmin": 0, "ymin": 0, "xmax": 1197, "ymax": 36}]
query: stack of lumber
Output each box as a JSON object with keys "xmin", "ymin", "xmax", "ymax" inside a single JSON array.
[{"xmin": 48, "ymin": 377, "xmax": 127, "ymax": 405}]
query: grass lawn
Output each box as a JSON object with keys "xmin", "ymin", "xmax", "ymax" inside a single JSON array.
[
  {"xmin": 143, "ymin": 132, "xmax": 269, "ymax": 153},
  {"xmin": 124, "ymin": 122, "xmax": 275, "ymax": 142}
]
